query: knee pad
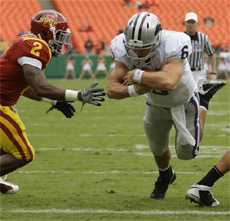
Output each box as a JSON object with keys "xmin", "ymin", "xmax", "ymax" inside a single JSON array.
[{"xmin": 148, "ymin": 139, "xmax": 167, "ymax": 156}]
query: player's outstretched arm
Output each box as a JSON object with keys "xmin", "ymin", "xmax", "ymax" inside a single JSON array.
[
  {"xmin": 23, "ymin": 87, "xmax": 76, "ymax": 118},
  {"xmin": 23, "ymin": 64, "xmax": 106, "ymax": 106}
]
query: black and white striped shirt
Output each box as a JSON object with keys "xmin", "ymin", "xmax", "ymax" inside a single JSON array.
[{"xmin": 186, "ymin": 31, "xmax": 215, "ymax": 71}]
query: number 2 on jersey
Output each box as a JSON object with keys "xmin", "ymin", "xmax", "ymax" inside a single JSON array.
[{"xmin": 31, "ymin": 42, "xmax": 42, "ymax": 57}]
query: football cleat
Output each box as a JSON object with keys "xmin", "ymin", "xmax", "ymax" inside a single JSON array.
[
  {"xmin": 149, "ymin": 171, "xmax": 176, "ymax": 199},
  {"xmin": 0, "ymin": 177, "xmax": 19, "ymax": 194},
  {"xmin": 185, "ymin": 183, "xmax": 220, "ymax": 207},
  {"xmin": 198, "ymin": 79, "xmax": 226, "ymax": 99}
]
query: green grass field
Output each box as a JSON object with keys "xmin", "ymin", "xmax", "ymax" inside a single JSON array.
[{"xmin": 1, "ymin": 80, "xmax": 229, "ymax": 221}]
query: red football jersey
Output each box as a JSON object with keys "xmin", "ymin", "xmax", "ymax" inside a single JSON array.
[{"xmin": 0, "ymin": 34, "xmax": 52, "ymax": 106}]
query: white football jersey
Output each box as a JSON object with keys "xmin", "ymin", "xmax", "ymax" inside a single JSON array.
[{"xmin": 111, "ymin": 31, "xmax": 197, "ymax": 108}]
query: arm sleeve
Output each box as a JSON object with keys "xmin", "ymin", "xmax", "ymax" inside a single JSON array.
[
  {"xmin": 18, "ymin": 56, "xmax": 42, "ymax": 69},
  {"xmin": 20, "ymin": 37, "xmax": 52, "ymax": 70},
  {"xmin": 164, "ymin": 32, "xmax": 192, "ymax": 61},
  {"xmin": 111, "ymin": 34, "xmax": 131, "ymax": 69}
]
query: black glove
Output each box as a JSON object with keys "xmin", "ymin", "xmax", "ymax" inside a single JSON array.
[
  {"xmin": 77, "ymin": 82, "xmax": 106, "ymax": 106},
  {"xmin": 46, "ymin": 101, "xmax": 76, "ymax": 118}
]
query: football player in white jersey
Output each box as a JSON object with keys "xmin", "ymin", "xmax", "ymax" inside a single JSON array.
[{"xmin": 107, "ymin": 12, "xmax": 201, "ymax": 200}]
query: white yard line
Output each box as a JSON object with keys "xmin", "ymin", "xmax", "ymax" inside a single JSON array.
[
  {"xmin": 28, "ymin": 134, "xmax": 147, "ymax": 137},
  {"xmin": 34, "ymin": 146, "xmax": 228, "ymax": 158},
  {"xmin": 28, "ymin": 133, "xmax": 229, "ymax": 137},
  {"xmin": 17, "ymin": 170, "xmax": 204, "ymax": 175},
  {"xmin": 37, "ymin": 147, "xmax": 130, "ymax": 152},
  {"xmin": 134, "ymin": 153, "xmax": 224, "ymax": 158},
  {"xmin": 37, "ymin": 145, "xmax": 229, "ymax": 151},
  {"xmin": 4, "ymin": 209, "xmax": 230, "ymax": 215}
]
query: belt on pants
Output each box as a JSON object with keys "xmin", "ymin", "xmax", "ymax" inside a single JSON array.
[{"xmin": 191, "ymin": 66, "xmax": 204, "ymax": 71}]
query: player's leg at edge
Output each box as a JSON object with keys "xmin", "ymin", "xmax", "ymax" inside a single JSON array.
[
  {"xmin": 0, "ymin": 145, "xmax": 32, "ymax": 194},
  {"xmin": 198, "ymin": 79, "xmax": 226, "ymax": 140},
  {"xmin": 186, "ymin": 150, "xmax": 230, "ymax": 207}
]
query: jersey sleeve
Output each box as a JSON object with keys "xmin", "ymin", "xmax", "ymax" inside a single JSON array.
[
  {"xmin": 111, "ymin": 34, "xmax": 131, "ymax": 69},
  {"xmin": 20, "ymin": 36, "xmax": 52, "ymax": 70},
  {"xmin": 163, "ymin": 32, "xmax": 192, "ymax": 62}
]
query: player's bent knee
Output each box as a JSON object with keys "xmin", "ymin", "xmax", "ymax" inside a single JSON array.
[
  {"xmin": 12, "ymin": 147, "xmax": 35, "ymax": 162},
  {"xmin": 149, "ymin": 145, "xmax": 165, "ymax": 156},
  {"xmin": 176, "ymin": 144, "xmax": 198, "ymax": 160}
]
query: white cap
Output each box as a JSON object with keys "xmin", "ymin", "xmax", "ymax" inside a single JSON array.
[{"xmin": 185, "ymin": 12, "xmax": 198, "ymax": 22}]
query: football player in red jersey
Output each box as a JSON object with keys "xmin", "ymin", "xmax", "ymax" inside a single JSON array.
[{"xmin": 0, "ymin": 10, "xmax": 105, "ymax": 194}]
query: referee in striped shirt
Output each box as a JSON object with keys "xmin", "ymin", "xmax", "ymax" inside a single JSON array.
[
  {"xmin": 184, "ymin": 12, "xmax": 226, "ymax": 140},
  {"xmin": 184, "ymin": 12, "xmax": 217, "ymax": 83}
]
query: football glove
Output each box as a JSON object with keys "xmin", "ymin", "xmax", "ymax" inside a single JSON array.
[
  {"xmin": 77, "ymin": 82, "xmax": 106, "ymax": 106},
  {"xmin": 46, "ymin": 101, "xmax": 76, "ymax": 118}
]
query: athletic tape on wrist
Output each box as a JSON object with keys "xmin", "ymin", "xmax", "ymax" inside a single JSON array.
[
  {"xmin": 65, "ymin": 90, "xmax": 79, "ymax": 101},
  {"xmin": 133, "ymin": 69, "xmax": 144, "ymax": 84},
  {"xmin": 128, "ymin": 85, "xmax": 138, "ymax": 97}
]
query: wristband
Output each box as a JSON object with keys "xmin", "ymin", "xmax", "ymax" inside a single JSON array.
[
  {"xmin": 41, "ymin": 97, "xmax": 55, "ymax": 105},
  {"xmin": 133, "ymin": 69, "xmax": 144, "ymax": 84},
  {"xmin": 65, "ymin": 90, "xmax": 79, "ymax": 101},
  {"xmin": 128, "ymin": 85, "xmax": 138, "ymax": 97}
]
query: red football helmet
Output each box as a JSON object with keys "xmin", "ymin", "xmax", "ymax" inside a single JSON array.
[{"xmin": 30, "ymin": 10, "xmax": 72, "ymax": 56}]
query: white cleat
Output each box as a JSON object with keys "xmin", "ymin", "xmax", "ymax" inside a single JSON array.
[
  {"xmin": 0, "ymin": 177, "xmax": 19, "ymax": 194},
  {"xmin": 186, "ymin": 183, "xmax": 220, "ymax": 207}
]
